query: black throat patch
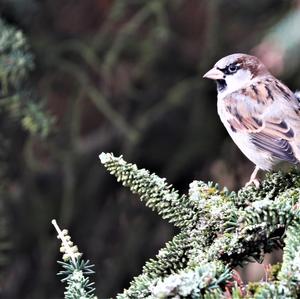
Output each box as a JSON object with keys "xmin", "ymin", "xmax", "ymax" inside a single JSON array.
[{"xmin": 216, "ymin": 79, "xmax": 227, "ymax": 92}]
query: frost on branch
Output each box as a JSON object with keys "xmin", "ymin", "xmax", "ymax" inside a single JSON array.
[
  {"xmin": 100, "ymin": 153, "xmax": 300, "ymax": 298},
  {"xmin": 52, "ymin": 220, "xmax": 97, "ymax": 299}
]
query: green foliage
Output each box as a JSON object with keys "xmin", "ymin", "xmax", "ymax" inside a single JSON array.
[
  {"xmin": 0, "ymin": 18, "xmax": 32, "ymax": 283},
  {"xmin": 0, "ymin": 18, "xmax": 54, "ymax": 137},
  {"xmin": 58, "ymin": 259, "xmax": 97, "ymax": 299},
  {"xmin": 99, "ymin": 153, "xmax": 300, "ymax": 298},
  {"xmin": 52, "ymin": 220, "xmax": 97, "ymax": 299},
  {"xmin": 0, "ymin": 18, "xmax": 55, "ymax": 282},
  {"xmin": 148, "ymin": 262, "xmax": 231, "ymax": 299},
  {"xmin": 0, "ymin": 18, "xmax": 33, "ymax": 90},
  {"xmin": 99, "ymin": 153, "xmax": 199, "ymax": 229}
]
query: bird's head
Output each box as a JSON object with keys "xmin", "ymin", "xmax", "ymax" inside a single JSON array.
[{"xmin": 203, "ymin": 53, "xmax": 269, "ymax": 96}]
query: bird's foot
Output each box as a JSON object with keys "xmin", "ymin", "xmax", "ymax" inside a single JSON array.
[
  {"xmin": 245, "ymin": 178, "xmax": 260, "ymax": 188},
  {"xmin": 245, "ymin": 166, "xmax": 260, "ymax": 188}
]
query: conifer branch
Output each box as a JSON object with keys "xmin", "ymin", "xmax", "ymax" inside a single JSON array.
[
  {"xmin": 99, "ymin": 152, "xmax": 300, "ymax": 298},
  {"xmin": 0, "ymin": 18, "xmax": 54, "ymax": 137},
  {"xmin": 99, "ymin": 153, "xmax": 200, "ymax": 229},
  {"xmin": 52, "ymin": 219, "xmax": 97, "ymax": 299}
]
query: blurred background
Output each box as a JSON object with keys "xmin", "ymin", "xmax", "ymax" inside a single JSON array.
[{"xmin": 1, "ymin": 0, "xmax": 300, "ymax": 298}]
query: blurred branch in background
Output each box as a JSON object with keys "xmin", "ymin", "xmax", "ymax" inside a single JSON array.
[{"xmin": 0, "ymin": 18, "xmax": 54, "ymax": 290}]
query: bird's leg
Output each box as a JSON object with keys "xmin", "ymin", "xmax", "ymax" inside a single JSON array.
[{"xmin": 245, "ymin": 166, "xmax": 260, "ymax": 188}]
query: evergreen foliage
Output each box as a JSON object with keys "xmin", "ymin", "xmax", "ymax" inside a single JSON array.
[
  {"xmin": 99, "ymin": 153, "xmax": 300, "ymax": 298},
  {"xmin": 52, "ymin": 220, "xmax": 97, "ymax": 299},
  {"xmin": 0, "ymin": 17, "xmax": 55, "ymax": 281},
  {"xmin": 0, "ymin": 18, "xmax": 54, "ymax": 138}
]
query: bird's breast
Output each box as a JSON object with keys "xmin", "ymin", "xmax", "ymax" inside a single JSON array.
[{"xmin": 216, "ymin": 95, "xmax": 274, "ymax": 170}]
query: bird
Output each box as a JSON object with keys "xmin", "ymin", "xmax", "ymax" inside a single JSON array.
[{"xmin": 203, "ymin": 53, "xmax": 300, "ymax": 188}]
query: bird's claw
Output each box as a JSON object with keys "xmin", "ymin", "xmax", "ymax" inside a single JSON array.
[
  {"xmin": 245, "ymin": 178, "xmax": 260, "ymax": 188},
  {"xmin": 245, "ymin": 166, "xmax": 260, "ymax": 188}
]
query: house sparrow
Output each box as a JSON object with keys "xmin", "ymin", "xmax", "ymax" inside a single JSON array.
[{"xmin": 203, "ymin": 53, "xmax": 300, "ymax": 187}]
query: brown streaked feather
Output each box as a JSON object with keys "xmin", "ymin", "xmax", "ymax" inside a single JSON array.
[
  {"xmin": 251, "ymin": 133, "xmax": 297, "ymax": 164},
  {"xmin": 235, "ymin": 55, "xmax": 268, "ymax": 78},
  {"xmin": 224, "ymin": 76, "xmax": 300, "ymax": 163},
  {"xmin": 263, "ymin": 120, "xmax": 294, "ymax": 139}
]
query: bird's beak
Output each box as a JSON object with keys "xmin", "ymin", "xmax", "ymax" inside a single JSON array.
[{"xmin": 203, "ymin": 67, "xmax": 224, "ymax": 80}]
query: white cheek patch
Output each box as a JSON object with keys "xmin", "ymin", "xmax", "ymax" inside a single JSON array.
[{"xmin": 220, "ymin": 69, "xmax": 252, "ymax": 97}]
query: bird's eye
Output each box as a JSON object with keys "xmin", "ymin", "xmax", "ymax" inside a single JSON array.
[
  {"xmin": 228, "ymin": 64, "xmax": 237, "ymax": 73},
  {"xmin": 228, "ymin": 64, "xmax": 238, "ymax": 73}
]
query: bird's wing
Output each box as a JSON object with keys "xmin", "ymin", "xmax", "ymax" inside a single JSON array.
[{"xmin": 224, "ymin": 77, "xmax": 300, "ymax": 163}]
